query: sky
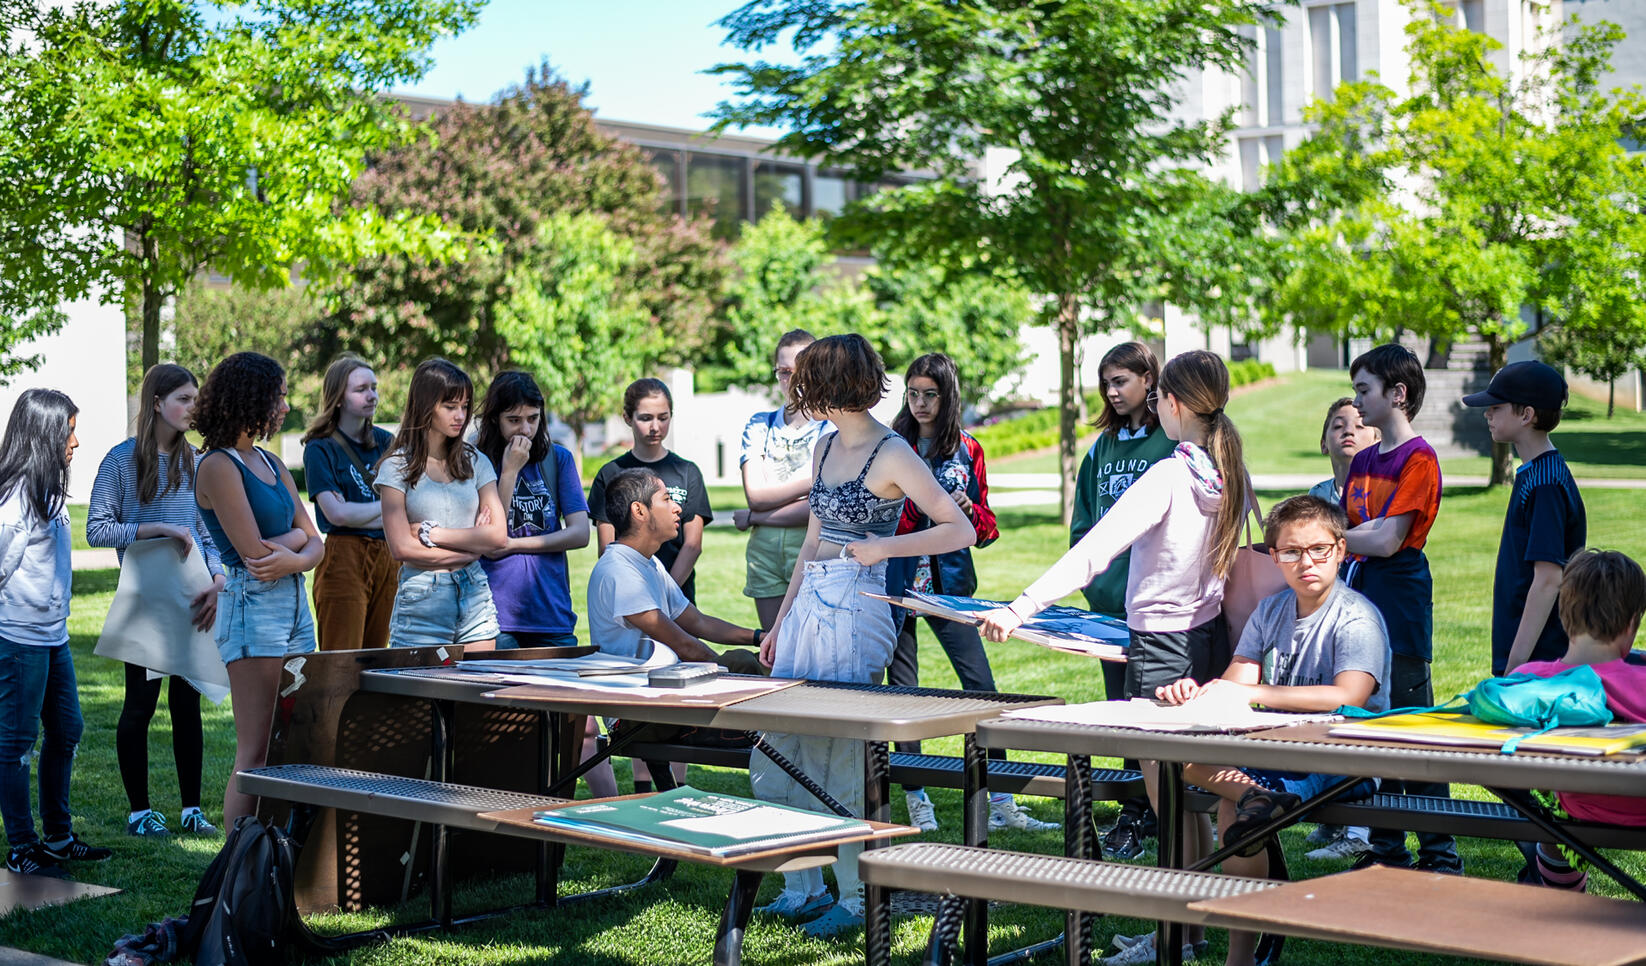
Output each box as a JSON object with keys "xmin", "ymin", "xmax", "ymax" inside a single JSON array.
[{"xmin": 395, "ymin": 0, "xmax": 790, "ymax": 138}]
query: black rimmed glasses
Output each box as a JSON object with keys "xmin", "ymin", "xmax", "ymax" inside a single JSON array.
[{"xmin": 1274, "ymin": 544, "xmax": 1336, "ymax": 565}]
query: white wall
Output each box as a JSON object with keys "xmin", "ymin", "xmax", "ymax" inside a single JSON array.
[{"xmin": 0, "ymin": 293, "xmax": 128, "ymax": 504}]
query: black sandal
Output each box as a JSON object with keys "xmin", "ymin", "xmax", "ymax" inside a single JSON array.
[{"xmin": 1226, "ymin": 788, "xmax": 1302, "ymax": 857}]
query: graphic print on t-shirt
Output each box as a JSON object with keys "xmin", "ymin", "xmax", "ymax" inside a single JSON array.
[
  {"xmin": 1096, "ymin": 456, "xmax": 1157, "ymax": 499},
  {"xmin": 508, "ymin": 468, "xmax": 558, "ymax": 536}
]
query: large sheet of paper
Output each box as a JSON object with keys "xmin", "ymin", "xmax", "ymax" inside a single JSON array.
[
  {"xmin": 93, "ymin": 538, "xmax": 230, "ymax": 702},
  {"xmin": 867, "ymin": 591, "xmax": 1130, "ymax": 661},
  {"xmin": 1001, "ymin": 696, "xmax": 1341, "ymax": 733}
]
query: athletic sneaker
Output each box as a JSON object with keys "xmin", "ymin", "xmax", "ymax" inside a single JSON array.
[
  {"xmin": 40, "ymin": 834, "xmax": 112, "ymax": 862},
  {"xmin": 6, "ymin": 844, "xmax": 71, "ymax": 879},
  {"xmin": 1304, "ymin": 831, "xmax": 1372, "ymax": 862},
  {"xmin": 905, "ymin": 791, "xmax": 939, "ymax": 832},
  {"xmin": 989, "ymin": 797, "xmax": 1060, "ymax": 832},
  {"xmin": 1303, "ymin": 823, "xmax": 1343, "ymax": 846},
  {"xmin": 1101, "ymin": 932, "xmax": 1208, "ymax": 964},
  {"xmin": 755, "ymin": 889, "xmax": 834, "ymax": 922},
  {"xmin": 128, "ymin": 810, "xmax": 170, "ymax": 837},
  {"xmin": 178, "ymin": 810, "xmax": 218, "ymax": 836},
  {"xmin": 1101, "ymin": 813, "xmax": 1149, "ymax": 860},
  {"xmin": 800, "ymin": 900, "xmax": 864, "ymax": 938}
]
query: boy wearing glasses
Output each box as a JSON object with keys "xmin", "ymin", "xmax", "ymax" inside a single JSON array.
[{"xmin": 1152, "ymin": 495, "xmax": 1387, "ymax": 966}]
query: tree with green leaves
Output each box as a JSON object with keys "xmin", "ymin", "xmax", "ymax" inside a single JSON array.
[
  {"xmin": 1263, "ymin": 0, "xmax": 1646, "ymax": 482},
  {"xmin": 494, "ymin": 213, "xmax": 655, "ymax": 463},
  {"xmin": 328, "ymin": 62, "xmax": 725, "ymax": 379},
  {"xmin": 712, "ymin": 0, "xmax": 1270, "ymax": 521},
  {"xmin": 0, "ymin": 0, "xmax": 479, "ymax": 375},
  {"xmin": 866, "ymin": 264, "xmax": 1034, "ymax": 406}
]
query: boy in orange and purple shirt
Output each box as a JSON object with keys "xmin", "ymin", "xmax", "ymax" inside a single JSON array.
[{"xmin": 1342, "ymin": 343, "xmax": 1461, "ymax": 873}]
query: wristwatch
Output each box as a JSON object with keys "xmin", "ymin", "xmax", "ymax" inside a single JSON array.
[
  {"xmin": 752, "ymin": 628, "xmax": 766, "ymax": 648},
  {"xmin": 418, "ymin": 520, "xmax": 439, "ymax": 548}
]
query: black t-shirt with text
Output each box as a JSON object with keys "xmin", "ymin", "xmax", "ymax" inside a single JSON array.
[{"xmin": 588, "ymin": 450, "xmax": 713, "ymax": 602}]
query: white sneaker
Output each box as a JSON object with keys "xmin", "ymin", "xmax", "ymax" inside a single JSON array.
[
  {"xmin": 1305, "ymin": 831, "xmax": 1373, "ymax": 862},
  {"xmin": 755, "ymin": 889, "xmax": 834, "ymax": 921},
  {"xmin": 989, "ymin": 797, "xmax": 1060, "ymax": 831},
  {"xmin": 1304, "ymin": 823, "xmax": 1343, "ymax": 846},
  {"xmin": 1111, "ymin": 931, "xmax": 1151, "ymax": 950},
  {"xmin": 905, "ymin": 791, "xmax": 939, "ymax": 832},
  {"xmin": 1100, "ymin": 932, "xmax": 1208, "ymax": 964}
]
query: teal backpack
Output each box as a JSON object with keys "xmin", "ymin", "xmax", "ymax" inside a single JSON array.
[{"xmin": 1341, "ymin": 665, "xmax": 1613, "ymax": 754}]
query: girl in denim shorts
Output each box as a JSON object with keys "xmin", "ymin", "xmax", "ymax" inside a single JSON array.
[
  {"xmin": 195, "ymin": 353, "xmax": 324, "ymax": 824},
  {"xmin": 375, "ymin": 359, "xmax": 507, "ymax": 651}
]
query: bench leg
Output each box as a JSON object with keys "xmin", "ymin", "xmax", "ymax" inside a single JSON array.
[
  {"xmin": 1065, "ymin": 754, "xmax": 1094, "ymax": 966},
  {"xmin": 962, "ymin": 733, "xmax": 988, "ymax": 966},
  {"xmin": 714, "ymin": 869, "xmax": 763, "ymax": 966},
  {"xmin": 926, "ymin": 894, "xmax": 966, "ymax": 966},
  {"xmin": 867, "ymin": 879, "xmax": 896, "ymax": 966},
  {"xmin": 1156, "ymin": 760, "xmax": 1185, "ymax": 966}
]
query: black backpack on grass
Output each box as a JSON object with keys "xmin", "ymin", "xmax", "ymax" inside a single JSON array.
[{"xmin": 178, "ymin": 816, "xmax": 325, "ymax": 966}]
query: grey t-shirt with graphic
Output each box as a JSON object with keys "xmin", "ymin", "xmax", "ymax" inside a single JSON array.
[{"xmin": 1234, "ymin": 581, "xmax": 1391, "ymax": 712}]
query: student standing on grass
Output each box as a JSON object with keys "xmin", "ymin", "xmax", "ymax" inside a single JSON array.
[
  {"xmin": 1299, "ymin": 396, "xmax": 1379, "ymax": 860},
  {"xmin": 735, "ymin": 329, "xmax": 829, "ymax": 629},
  {"xmin": 1463, "ymin": 361, "xmax": 1587, "ymax": 675},
  {"xmin": 301, "ymin": 354, "xmax": 397, "ymax": 650},
  {"xmin": 1342, "ymin": 343, "xmax": 1461, "ymax": 874},
  {"xmin": 753, "ymin": 334, "xmax": 976, "ymax": 938},
  {"xmin": 0, "ymin": 389, "xmax": 113, "ymax": 879},
  {"xmin": 1519, "ymin": 550, "xmax": 1646, "ymax": 892},
  {"xmin": 981, "ymin": 349, "xmax": 1254, "ymax": 962},
  {"xmin": 475, "ymin": 371, "xmax": 591, "ymax": 649},
  {"xmin": 589, "ymin": 379, "xmax": 712, "ymax": 602},
  {"xmin": 87, "ymin": 364, "xmax": 222, "ymax": 838},
  {"xmin": 1072, "ymin": 341, "xmax": 1175, "ymax": 860},
  {"xmin": 194, "ymin": 353, "xmax": 323, "ymax": 824},
  {"xmin": 1308, "ymin": 397, "xmax": 1380, "ymax": 506},
  {"xmin": 1146, "ymin": 495, "xmax": 1388, "ymax": 966},
  {"xmin": 884, "ymin": 353, "xmax": 1053, "ymax": 834},
  {"xmin": 375, "ymin": 359, "xmax": 508, "ymax": 651}
]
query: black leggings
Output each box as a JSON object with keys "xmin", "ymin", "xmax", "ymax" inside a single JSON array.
[{"xmin": 116, "ymin": 663, "xmax": 203, "ymax": 813}]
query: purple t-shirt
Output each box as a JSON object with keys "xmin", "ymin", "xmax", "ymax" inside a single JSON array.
[{"xmin": 478, "ymin": 446, "xmax": 589, "ymax": 635}]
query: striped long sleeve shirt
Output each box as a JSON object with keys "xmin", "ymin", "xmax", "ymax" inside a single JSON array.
[{"xmin": 86, "ymin": 437, "xmax": 224, "ymax": 577}]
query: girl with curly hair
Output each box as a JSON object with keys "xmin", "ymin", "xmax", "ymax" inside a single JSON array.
[
  {"xmin": 752, "ymin": 334, "xmax": 975, "ymax": 936},
  {"xmin": 0, "ymin": 389, "xmax": 112, "ymax": 878},
  {"xmin": 194, "ymin": 352, "xmax": 323, "ymax": 823},
  {"xmin": 375, "ymin": 358, "xmax": 507, "ymax": 650},
  {"xmin": 87, "ymin": 363, "xmax": 223, "ymax": 837}
]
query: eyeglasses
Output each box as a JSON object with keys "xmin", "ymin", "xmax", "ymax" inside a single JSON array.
[
  {"xmin": 1273, "ymin": 544, "xmax": 1337, "ymax": 564},
  {"xmin": 774, "ymin": 367, "xmax": 795, "ymax": 380},
  {"xmin": 1145, "ymin": 390, "xmax": 1159, "ymax": 414},
  {"xmin": 906, "ymin": 389, "xmax": 942, "ymax": 404}
]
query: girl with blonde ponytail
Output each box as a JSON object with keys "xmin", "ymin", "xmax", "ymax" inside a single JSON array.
[{"xmin": 982, "ymin": 348, "xmax": 1251, "ymax": 962}]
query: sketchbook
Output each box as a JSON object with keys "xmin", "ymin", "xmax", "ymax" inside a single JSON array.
[
  {"xmin": 531, "ymin": 785, "xmax": 871, "ymax": 858},
  {"xmin": 1329, "ymin": 713, "xmax": 1646, "ymax": 756},
  {"xmin": 866, "ymin": 591, "xmax": 1130, "ymax": 661},
  {"xmin": 1001, "ymin": 696, "xmax": 1342, "ymax": 733}
]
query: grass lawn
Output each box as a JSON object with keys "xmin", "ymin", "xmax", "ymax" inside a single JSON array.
[{"xmin": 12, "ymin": 371, "xmax": 1646, "ymax": 964}]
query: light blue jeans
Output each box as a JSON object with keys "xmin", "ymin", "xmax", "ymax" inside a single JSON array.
[
  {"xmin": 389, "ymin": 562, "xmax": 500, "ymax": 647},
  {"xmin": 213, "ymin": 568, "xmax": 316, "ymax": 664}
]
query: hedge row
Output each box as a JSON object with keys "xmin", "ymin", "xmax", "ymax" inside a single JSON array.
[{"xmin": 971, "ymin": 359, "xmax": 1275, "ymax": 460}]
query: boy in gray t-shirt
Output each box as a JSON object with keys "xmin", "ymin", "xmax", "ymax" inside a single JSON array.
[{"xmin": 1153, "ymin": 495, "xmax": 1388, "ymax": 966}]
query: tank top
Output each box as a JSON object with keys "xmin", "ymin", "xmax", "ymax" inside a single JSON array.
[
  {"xmin": 811, "ymin": 432, "xmax": 904, "ymax": 547},
  {"xmin": 199, "ymin": 448, "xmax": 296, "ymax": 568}
]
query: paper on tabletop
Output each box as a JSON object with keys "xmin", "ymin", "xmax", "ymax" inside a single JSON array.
[
  {"xmin": 1001, "ymin": 696, "xmax": 1341, "ymax": 733},
  {"xmin": 93, "ymin": 538, "xmax": 230, "ymax": 702}
]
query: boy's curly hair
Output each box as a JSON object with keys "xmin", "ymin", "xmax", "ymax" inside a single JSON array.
[{"xmin": 194, "ymin": 352, "xmax": 286, "ymax": 450}]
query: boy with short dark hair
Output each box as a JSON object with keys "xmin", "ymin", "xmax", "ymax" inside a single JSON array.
[
  {"xmin": 1343, "ymin": 343, "xmax": 1461, "ymax": 873},
  {"xmin": 1463, "ymin": 361, "xmax": 1587, "ymax": 674},
  {"xmin": 1149, "ymin": 495, "xmax": 1388, "ymax": 966},
  {"xmin": 1308, "ymin": 397, "xmax": 1380, "ymax": 506}
]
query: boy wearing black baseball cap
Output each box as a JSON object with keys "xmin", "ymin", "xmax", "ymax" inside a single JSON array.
[{"xmin": 1463, "ymin": 361, "xmax": 1587, "ymax": 674}]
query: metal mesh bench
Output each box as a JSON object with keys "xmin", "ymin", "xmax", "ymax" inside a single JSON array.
[{"xmin": 239, "ymin": 764, "xmax": 566, "ymax": 831}]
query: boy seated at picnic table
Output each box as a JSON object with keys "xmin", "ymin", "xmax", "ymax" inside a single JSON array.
[
  {"xmin": 1516, "ymin": 548, "xmax": 1646, "ymax": 892},
  {"xmin": 1144, "ymin": 495, "xmax": 1389, "ymax": 966}
]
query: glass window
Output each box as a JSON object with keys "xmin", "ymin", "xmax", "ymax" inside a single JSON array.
[
  {"xmin": 1309, "ymin": 4, "xmax": 1358, "ymax": 102},
  {"xmin": 1265, "ymin": 26, "xmax": 1284, "ymax": 126},
  {"xmin": 1336, "ymin": 3, "xmax": 1358, "ymax": 83},
  {"xmin": 686, "ymin": 153, "xmax": 747, "ymax": 241},
  {"xmin": 812, "ymin": 173, "xmax": 850, "ymax": 220},
  {"xmin": 1240, "ymin": 25, "xmax": 1260, "ymax": 127},
  {"xmin": 753, "ymin": 162, "xmax": 805, "ymax": 220},
  {"xmin": 643, "ymin": 148, "xmax": 683, "ymax": 216},
  {"xmin": 1240, "ymin": 137, "xmax": 1262, "ymax": 191}
]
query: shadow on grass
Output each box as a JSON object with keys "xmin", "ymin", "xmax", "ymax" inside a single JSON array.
[
  {"xmin": 75, "ymin": 567, "xmax": 121, "ymax": 595},
  {"xmin": 1557, "ymin": 427, "xmax": 1646, "ymax": 469}
]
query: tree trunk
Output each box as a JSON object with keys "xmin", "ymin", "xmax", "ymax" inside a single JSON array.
[
  {"xmin": 141, "ymin": 234, "xmax": 161, "ymax": 374},
  {"xmin": 1608, "ymin": 380, "xmax": 1615, "ymax": 419},
  {"xmin": 1486, "ymin": 333, "xmax": 1513, "ymax": 487},
  {"xmin": 1056, "ymin": 293, "xmax": 1080, "ymax": 527}
]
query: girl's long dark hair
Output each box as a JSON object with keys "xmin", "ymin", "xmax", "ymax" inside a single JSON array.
[
  {"xmin": 135, "ymin": 364, "xmax": 197, "ymax": 505},
  {"xmin": 391, "ymin": 358, "xmax": 475, "ymax": 489},
  {"xmin": 892, "ymin": 353, "xmax": 963, "ymax": 458},
  {"xmin": 0, "ymin": 388, "xmax": 78, "ymax": 521},
  {"xmin": 1093, "ymin": 341, "xmax": 1162, "ymax": 435},
  {"xmin": 477, "ymin": 371, "xmax": 549, "ymax": 470}
]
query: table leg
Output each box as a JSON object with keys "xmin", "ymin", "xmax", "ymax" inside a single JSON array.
[
  {"xmin": 430, "ymin": 699, "xmax": 456, "ymax": 928},
  {"xmin": 865, "ymin": 739, "xmax": 895, "ymax": 966},
  {"xmin": 713, "ymin": 869, "xmax": 764, "ymax": 966},
  {"xmin": 1489, "ymin": 786, "xmax": 1646, "ymax": 901},
  {"xmin": 962, "ymin": 733, "xmax": 988, "ymax": 966},
  {"xmin": 1155, "ymin": 760, "xmax": 1184, "ymax": 966},
  {"xmin": 1065, "ymin": 753, "xmax": 1094, "ymax": 966},
  {"xmin": 537, "ymin": 711, "xmax": 560, "ymax": 907}
]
